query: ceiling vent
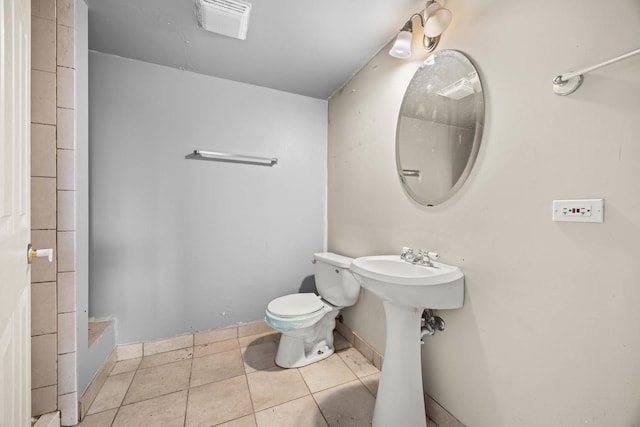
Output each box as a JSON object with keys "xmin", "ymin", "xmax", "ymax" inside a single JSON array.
[{"xmin": 195, "ymin": 0, "xmax": 252, "ymax": 40}]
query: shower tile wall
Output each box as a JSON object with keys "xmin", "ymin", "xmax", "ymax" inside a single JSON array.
[{"xmin": 30, "ymin": 0, "xmax": 78, "ymax": 424}]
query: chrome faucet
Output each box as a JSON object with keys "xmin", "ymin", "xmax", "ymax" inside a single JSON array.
[
  {"xmin": 400, "ymin": 247, "xmax": 415, "ymax": 262},
  {"xmin": 400, "ymin": 247, "xmax": 439, "ymax": 267}
]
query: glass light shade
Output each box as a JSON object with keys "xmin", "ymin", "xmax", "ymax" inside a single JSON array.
[
  {"xmin": 389, "ymin": 31, "xmax": 413, "ymax": 59},
  {"xmin": 423, "ymin": 4, "xmax": 452, "ymax": 37}
]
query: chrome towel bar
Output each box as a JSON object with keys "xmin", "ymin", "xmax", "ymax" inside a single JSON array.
[
  {"xmin": 185, "ymin": 149, "xmax": 278, "ymax": 166},
  {"xmin": 553, "ymin": 47, "xmax": 640, "ymax": 95}
]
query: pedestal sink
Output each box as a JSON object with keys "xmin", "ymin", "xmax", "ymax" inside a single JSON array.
[{"xmin": 350, "ymin": 255, "xmax": 464, "ymax": 427}]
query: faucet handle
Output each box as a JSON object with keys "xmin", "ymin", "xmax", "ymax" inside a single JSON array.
[{"xmin": 415, "ymin": 250, "xmax": 439, "ymax": 266}]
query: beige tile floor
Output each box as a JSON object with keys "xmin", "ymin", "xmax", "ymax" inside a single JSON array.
[{"xmin": 78, "ymin": 330, "xmax": 402, "ymax": 427}]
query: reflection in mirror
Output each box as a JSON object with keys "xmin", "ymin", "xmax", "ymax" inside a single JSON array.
[{"xmin": 396, "ymin": 50, "xmax": 484, "ymax": 206}]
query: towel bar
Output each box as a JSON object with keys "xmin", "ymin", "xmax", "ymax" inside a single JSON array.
[{"xmin": 185, "ymin": 149, "xmax": 278, "ymax": 166}]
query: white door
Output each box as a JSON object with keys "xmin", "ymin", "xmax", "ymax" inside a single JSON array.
[{"xmin": 0, "ymin": 0, "xmax": 31, "ymax": 425}]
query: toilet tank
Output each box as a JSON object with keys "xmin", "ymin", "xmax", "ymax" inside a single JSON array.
[{"xmin": 314, "ymin": 252, "xmax": 360, "ymax": 307}]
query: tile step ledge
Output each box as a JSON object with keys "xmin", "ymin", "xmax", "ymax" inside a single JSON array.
[
  {"xmin": 32, "ymin": 411, "xmax": 60, "ymax": 427},
  {"xmin": 88, "ymin": 318, "xmax": 114, "ymax": 348}
]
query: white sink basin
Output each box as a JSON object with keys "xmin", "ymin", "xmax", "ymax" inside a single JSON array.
[
  {"xmin": 350, "ymin": 255, "xmax": 464, "ymax": 309},
  {"xmin": 349, "ymin": 254, "xmax": 465, "ymax": 427}
]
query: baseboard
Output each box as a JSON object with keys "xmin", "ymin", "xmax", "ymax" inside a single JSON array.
[
  {"xmin": 78, "ymin": 348, "xmax": 117, "ymax": 421},
  {"xmin": 424, "ymin": 393, "xmax": 465, "ymax": 427},
  {"xmin": 335, "ymin": 317, "xmax": 384, "ymax": 370}
]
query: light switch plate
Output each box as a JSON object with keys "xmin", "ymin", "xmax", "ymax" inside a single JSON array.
[{"xmin": 552, "ymin": 199, "xmax": 604, "ymax": 223}]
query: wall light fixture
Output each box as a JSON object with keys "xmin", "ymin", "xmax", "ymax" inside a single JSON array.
[{"xmin": 389, "ymin": 0, "xmax": 452, "ymax": 59}]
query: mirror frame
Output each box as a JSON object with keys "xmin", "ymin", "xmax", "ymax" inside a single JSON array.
[{"xmin": 396, "ymin": 49, "xmax": 484, "ymax": 207}]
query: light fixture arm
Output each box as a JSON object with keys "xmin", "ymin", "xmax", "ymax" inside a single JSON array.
[
  {"xmin": 398, "ymin": 13, "xmax": 425, "ymax": 33},
  {"xmin": 425, "ymin": 0, "xmax": 438, "ymax": 10}
]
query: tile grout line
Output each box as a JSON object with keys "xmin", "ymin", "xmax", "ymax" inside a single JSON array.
[
  {"xmin": 358, "ymin": 372, "xmax": 380, "ymax": 399},
  {"xmin": 95, "ymin": 348, "xmax": 195, "ymax": 425},
  {"xmin": 137, "ymin": 348, "xmax": 194, "ymax": 370},
  {"xmin": 107, "ymin": 357, "xmax": 141, "ymax": 425},
  {"xmin": 309, "ymin": 389, "xmax": 332, "ymax": 426},
  {"xmin": 244, "ymin": 366, "xmax": 308, "ymax": 414},
  {"xmin": 297, "ymin": 364, "xmax": 332, "ymax": 427},
  {"xmin": 296, "ymin": 358, "xmax": 339, "ymax": 426},
  {"xmin": 117, "ymin": 360, "xmax": 193, "ymax": 406},
  {"xmin": 334, "ymin": 348, "xmax": 380, "ymax": 399},
  {"xmin": 241, "ymin": 371, "xmax": 258, "ymax": 427},
  {"xmin": 297, "ymin": 363, "xmax": 315, "ymax": 397},
  {"xmin": 238, "ymin": 342, "xmax": 259, "ymax": 422},
  {"xmin": 244, "ymin": 369, "xmax": 270, "ymax": 415},
  {"xmin": 335, "ymin": 348, "xmax": 362, "ymax": 378},
  {"xmin": 107, "ymin": 387, "xmax": 193, "ymax": 412},
  {"xmin": 184, "ymin": 345, "xmax": 195, "ymax": 427}
]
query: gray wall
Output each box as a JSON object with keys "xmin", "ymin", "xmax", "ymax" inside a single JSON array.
[
  {"xmin": 89, "ymin": 52, "xmax": 327, "ymax": 344},
  {"xmin": 328, "ymin": 0, "xmax": 640, "ymax": 425}
]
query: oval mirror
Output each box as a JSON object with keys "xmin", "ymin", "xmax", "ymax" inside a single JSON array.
[{"xmin": 396, "ymin": 49, "xmax": 484, "ymax": 206}]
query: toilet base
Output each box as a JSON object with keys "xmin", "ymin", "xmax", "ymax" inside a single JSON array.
[{"xmin": 274, "ymin": 310, "xmax": 339, "ymax": 368}]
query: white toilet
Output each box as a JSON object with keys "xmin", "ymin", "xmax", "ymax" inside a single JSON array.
[{"xmin": 265, "ymin": 252, "xmax": 360, "ymax": 368}]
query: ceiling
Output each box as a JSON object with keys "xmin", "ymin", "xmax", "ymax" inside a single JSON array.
[{"xmin": 85, "ymin": 0, "xmax": 425, "ymax": 99}]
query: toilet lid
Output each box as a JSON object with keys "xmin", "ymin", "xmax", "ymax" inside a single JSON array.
[{"xmin": 267, "ymin": 293, "xmax": 325, "ymax": 317}]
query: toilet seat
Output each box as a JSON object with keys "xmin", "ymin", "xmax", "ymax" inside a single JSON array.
[
  {"xmin": 265, "ymin": 293, "xmax": 337, "ymax": 334},
  {"xmin": 267, "ymin": 293, "xmax": 326, "ymax": 317}
]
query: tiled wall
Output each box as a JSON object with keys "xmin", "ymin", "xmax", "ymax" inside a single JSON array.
[{"xmin": 31, "ymin": 0, "xmax": 78, "ymax": 424}]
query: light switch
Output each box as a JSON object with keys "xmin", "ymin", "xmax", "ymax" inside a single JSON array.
[{"xmin": 552, "ymin": 199, "xmax": 604, "ymax": 223}]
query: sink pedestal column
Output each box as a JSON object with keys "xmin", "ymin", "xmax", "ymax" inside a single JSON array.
[{"xmin": 374, "ymin": 301, "xmax": 427, "ymax": 427}]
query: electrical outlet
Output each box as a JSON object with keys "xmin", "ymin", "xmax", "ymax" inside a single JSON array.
[{"xmin": 552, "ymin": 199, "xmax": 604, "ymax": 223}]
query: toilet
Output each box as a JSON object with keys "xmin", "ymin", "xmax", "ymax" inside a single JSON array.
[{"xmin": 265, "ymin": 252, "xmax": 360, "ymax": 368}]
